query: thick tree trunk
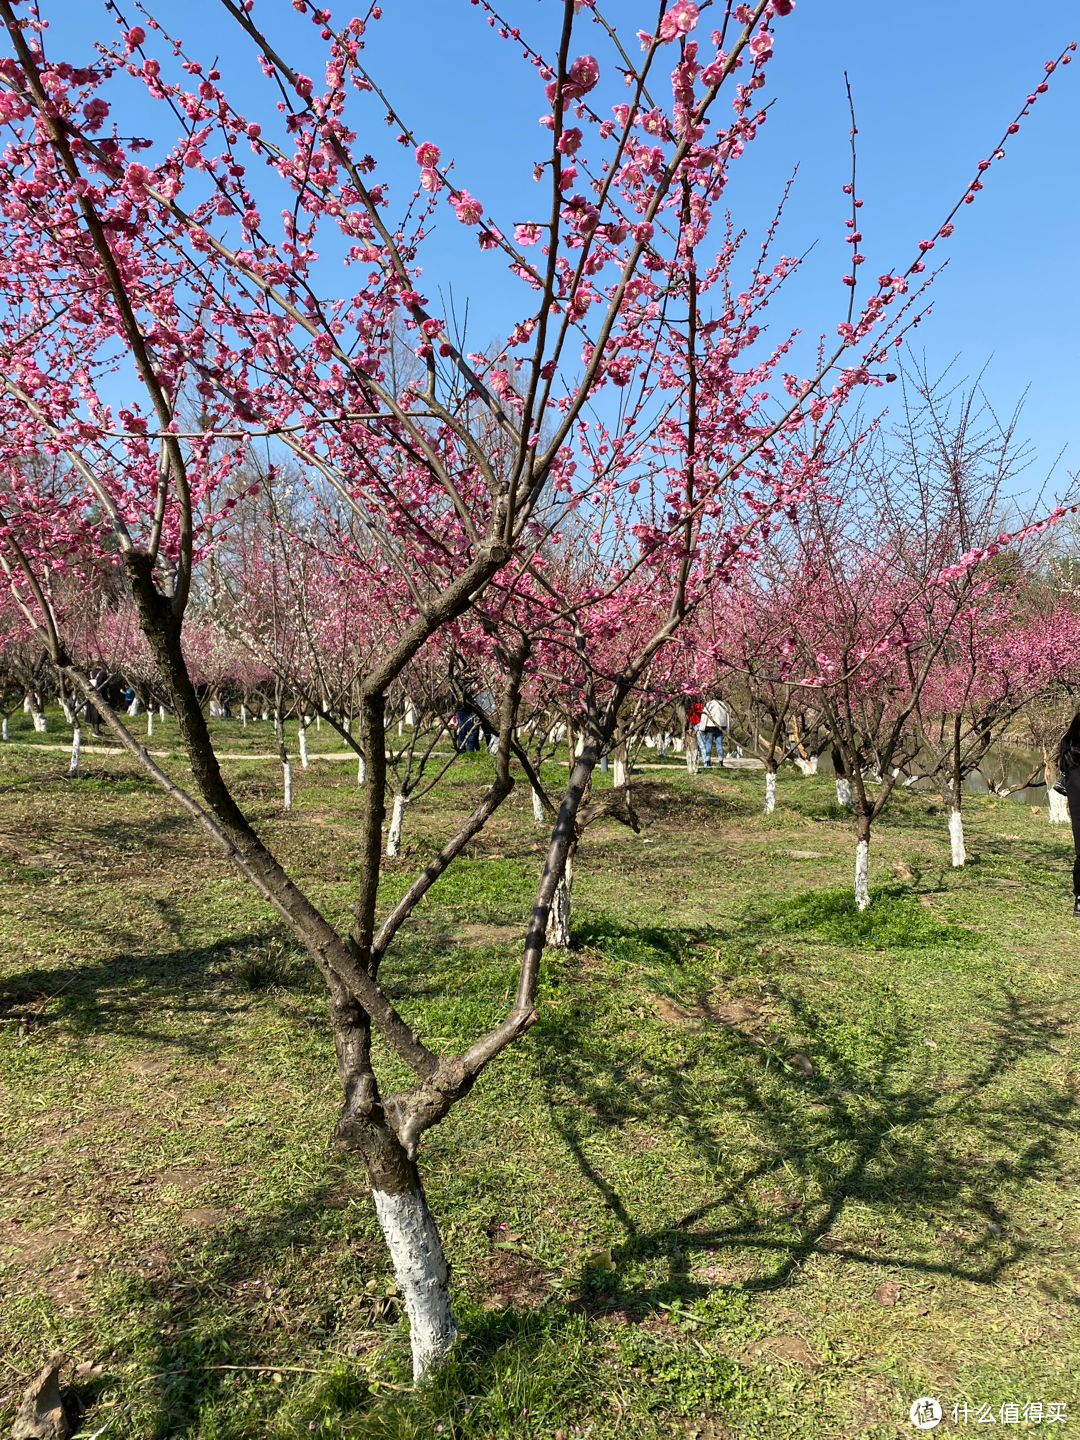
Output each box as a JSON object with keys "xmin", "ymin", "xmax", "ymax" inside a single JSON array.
[
  {"xmin": 1049, "ymin": 788, "xmax": 1070, "ymax": 825},
  {"xmin": 371, "ymin": 1187, "xmax": 457, "ymax": 1378},
  {"xmin": 853, "ymin": 806, "xmax": 873, "ymax": 911},
  {"xmin": 948, "ymin": 805, "xmax": 966, "ymax": 866},
  {"xmin": 685, "ymin": 734, "xmax": 699, "ymax": 776},
  {"xmin": 794, "ymin": 755, "xmax": 818, "ymax": 776},
  {"xmin": 546, "ymin": 849, "xmax": 574, "ymax": 949},
  {"xmin": 836, "ymin": 777, "xmax": 852, "ymax": 808},
  {"xmin": 31, "ymin": 698, "xmax": 47, "ymax": 732},
  {"xmin": 854, "ymin": 837, "xmax": 870, "ymax": 911},
  {"xmin": 387, "ymin": 793, "xmax": 407, "ymax": 858},
  {"xmin": 532, "ymin": 786, "xmax": 545, "ymax": 823},
  {"xmin": 763, "ymin": 770, "xmax": 777, "ymax": 814}
]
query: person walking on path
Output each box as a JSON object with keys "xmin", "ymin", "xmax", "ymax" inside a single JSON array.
[
  {"xmin": 697, "ymin": 695, "xmax": 730, "ymax": 768},
  {"xmin": 1058, "ymin": 714, "xmax": 1080, "ymax": 916}
]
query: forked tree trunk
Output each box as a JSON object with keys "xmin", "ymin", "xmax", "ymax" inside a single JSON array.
[
  {"xmin": 763, "ymin": 770, "xmax": 777, "ymax": 814},
  {"xmin": 387, "ymin": 793, "xmax": 407, "ymax": 858}
]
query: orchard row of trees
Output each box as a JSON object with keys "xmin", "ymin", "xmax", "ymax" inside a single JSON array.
[{"xmin": 0, "ymin": 0, "xmax": 1075, "ymax": 1380}]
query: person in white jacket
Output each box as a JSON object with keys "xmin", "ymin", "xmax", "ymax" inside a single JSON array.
[{"xmin": 697, "ymin": 696, "xmax": 729, "ymax": 767}]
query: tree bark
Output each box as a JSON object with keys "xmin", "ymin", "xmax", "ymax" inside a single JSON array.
[
  {"xmin": 387, "ymin": 793, "xmax": 407, "ymax": 858},
  {"xmin": 69, "ymin": 723, "xmax": 81, "ymax": 777},
  {"xmin": 763, "ymin": 770, "xmax": 777, "ymax": 814}
]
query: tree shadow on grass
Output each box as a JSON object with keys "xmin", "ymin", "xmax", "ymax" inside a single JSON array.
[
  {"xmin": 0, "ymin": 929, "xmax": 319, "ymax": 1056},
  {"xmin": 535, "ymin": 919, "xmax": 1078, "ymax": 1312}
]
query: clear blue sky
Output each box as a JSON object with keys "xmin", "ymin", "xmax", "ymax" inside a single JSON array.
[{"xmin": 40, "ymin": 1, "xmax": 1080, "ymax": 490}]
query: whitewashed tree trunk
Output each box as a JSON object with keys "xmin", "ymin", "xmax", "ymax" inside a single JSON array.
[
  {"xmin": 371, "ymin": 1188, "xmax": 457, "ymax": 1380},
  {"xmin": 685, "ymin": 740, "xmax": 699, "ymax": 776},
  {"xmin": 127, "ymin": 698, "xmax": 141, "ymax": 716},
  {"xmin": 613, "ymin": 756, "xmax": 627, "ymax": 788},
  {"xmin": 69, "ymin": 725, "xmax": 81, "ymax": 777},
  {"xmin": 405, "ymin": 702, "xmax": 417, "ymax": 728},
  {"xmin": 1, "ymin": 717, "xmax": 8, "ymax": 741},
  {"xmin": 531, "ymin": 787, "xmax": 545, "ymax": 823},
  {"xmin": 23, "ymin": 695, "xmax": 30, "ymax": 713},
  {"xmin": 316, "ymin": 713, "xmax": 321, "ymax": 731},
  {"xmin": 657, "ymin": 733, "xmax": 669, "ymax": 758},
  {"xmin": 32, "ymin": 710, "xmax": 48, "ymax": 732},
  {"xmin": 357, "ymin": 752, "xmax": 367, "ymax": 785},
  {"xmin": 387, "ymin": 793, "xmax": 407, "ymax": 858},
  {"xmin": 299, "ymin": 722, "xmax": 309, "ymax": 769},
  {"xmin": 60, "ymin": 697, "xmax": 75, "ymax": 724},
  {"xmin": 210, "ymin": 699, "xmax": 221, "ymax": 717},
  {"xmin": 159, "ymin": 704, "xmax": 165, "ymax": 722},
  {"xmin": 794, "ymin": 756, "xmax": 818, "ymax": 777},
  {"xmin": 398, "ymin": 718, "xmax": 403, "ymax": 737},
  {"xmin": 948, "ymin": 806, "xmax": 966, "ymax": 867},
  {"xmin": 147, "ymin": 709, "xmax": 154, "ymax": 737},
  {"xmin": 262, "ymin": 710, "xmax": 270, "ymax": 721},
  {"xmin": 763, "ymin": 771, "xmax": 777, "ymax": 814},
  {"xmin": 836, "ymin": 777, "xmax": 853, "ymax": 808},
  {"xmin": 283, "ymin": 760, "xmax": 293, "ymax": 811},
  {"xmin": 1049, "ymin": 789, "xmax": 1070, "ymax": 824},
  {"xmin": 854, "ymin": 839, "xmax": 870, "ymax": 911},
  {"xmin": 241, "ymin": 704, "xmax": 248, "ymax": 727},
  {"xmin": 546, "ymin": 855, "xmax": 574, "ymax": 949}
]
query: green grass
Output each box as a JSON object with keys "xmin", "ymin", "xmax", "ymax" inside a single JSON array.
[{"xmin": 1, "ymin": 720, "xmax": 1079, "ymax": 1437}]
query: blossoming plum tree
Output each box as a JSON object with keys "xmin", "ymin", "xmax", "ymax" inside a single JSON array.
[{"xmin": 0, "ymin": 0, "xmax": 1071, "ymax": 1375}]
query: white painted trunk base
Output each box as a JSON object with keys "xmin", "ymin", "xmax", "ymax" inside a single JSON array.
[
  {"xmin": 60, "ymin": 699, "xmax": 75, "ymax": 724},
  {"xmin": 948, "ymin": 807, "xmax": 966, "ymax": 867},
  {"xmin": 283, "ymin": 761, "xmax": 293, "ymax": 811},
  {"xmin": 1049, "ymin": 789, "xmax": 1070, "ymax": 825},
  {"xmin": 127, "ymin": 698, "xmax": 140, "ymax": 716},
  {"xmin": 532, "ymin": 787, "xmax": 545, "ymax": 823},
  {"xmin": 763, "ymin": 772, "xmax": 777, "ymax": 814},
  {"xmin": 241, "ymin": 704, "xmax": 248, "ymax": 727},
  {"xmin": 685, "ymin": 744, "xmax": 699, "ymax": 776},
  {"xmin": 299, "ymin": 724, "xmax": 309, "ymax": 769},
  {"xmin": 159, "ymin": 704, "xmax": 165, "ymax": 722},
  {"xmin": 147, "ymin": 710, "xmax": 154, "ymax": 737},
  {"xmin": 387, "ymin": 794, "xmax": 407, "ymax": 858},
  {"xmin": 854, "ymin": 839, "xmax": 870, "ymax": 911},
  {"xmin": 357, "ymin": 753, "xmax": 366, "ymax": 785},
  {"xmin": 794, "ymin": 756, "xmax": 818, "ymax": 777},
  {"xmin": 23, "ymin": 696, "xmax": 30, "ymax": 713},
  {"xmin": 836, "ymin": 777, "xmax": 853, "ymax": 809},
  {"xmin": 69, "ymin": 725, "xmax": 81, "ymax": 777},
  {"xmin": 33, "ymin": 712, "xmax": 48, "ymax": 733},
  {"xmin": 613, "ymin": 758, "xmax": 627, "ymax": 789},
  {"xmin": 546, "ymin": 859, "xmax": 574, "ymax": 949},
  {"xmin": 1, "ymin": 717, "xmax": 8, "ymax": 741},
  {"xmin": 371, "ymin": 1188, "xmax": 457, "ymax": 1381}
]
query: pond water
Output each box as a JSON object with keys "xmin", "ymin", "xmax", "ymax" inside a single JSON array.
[{"xmin": 815, "ymin": 744, "xmax": 1051, "ymax": 807}]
